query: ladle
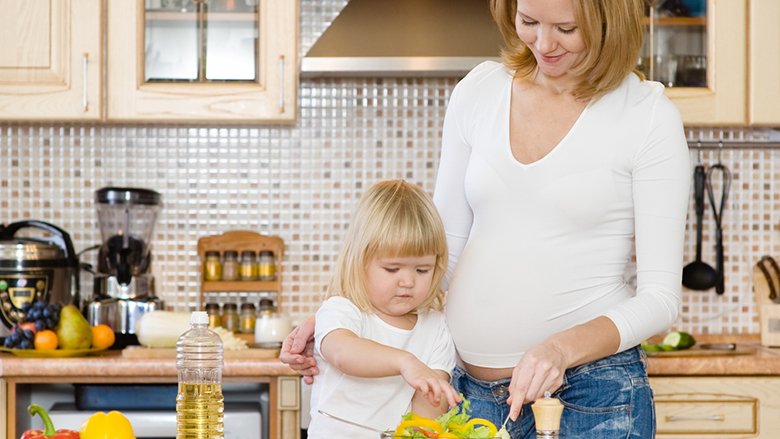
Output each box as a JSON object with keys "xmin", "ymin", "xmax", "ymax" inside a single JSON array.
[{"xmin": 681, "ymin": 163, "xmax": 718, "ymax": 290}]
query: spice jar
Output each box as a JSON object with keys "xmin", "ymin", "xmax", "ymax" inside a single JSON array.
[
  {"xmin": 205, "ymin": 302, "xmax": 222, "ymax": 328},
  {"xmin": 254, "ymin": 299, "xmax": 293, "ymax": 346},
  {"xmin": 239, "ymin": 250, "xmax": 257, "ymax": 280},
  {"xmin": 222, "ymin": 250, "xmax": 239, "ymax": 281},
  {"xmin": 239, "ymin": 302, "xmax": 256, "ymax": 334},
  {"xmin": 222, "ymin": 303, "xmax": 239, "ymax": 332},
  {"xmin": 257, "ymin": 250, "xmax": 276, "ymax": 281},
  {"xmin": 203, "ymin": 251, "xmax": 222, "ymax": 281}
]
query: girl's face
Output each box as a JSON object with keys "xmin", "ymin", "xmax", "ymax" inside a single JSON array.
[
  {"xmin": 365, "ymin": 254, "xmax": 437, "ymax": 327},
  {"xmin": 515, "ymin": 0, "xmax": 587, "ymax": 79}
]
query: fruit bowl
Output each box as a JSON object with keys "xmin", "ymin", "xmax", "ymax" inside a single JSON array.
[{"xmin": 0, "ymin": 346, "xmax": 108, "ymax": 358}]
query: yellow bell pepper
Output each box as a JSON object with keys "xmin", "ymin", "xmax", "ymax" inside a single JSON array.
[
  {"xmin": 393, "ymin": 418, "xmax": 443, "ymax": 437},
  {"xmin": 80, "ymin": 411, "xmax": 136, "ymax": 439},
  {"xmin": 464, "ymin": 418, "xmax": 497, "ymax": 438}
]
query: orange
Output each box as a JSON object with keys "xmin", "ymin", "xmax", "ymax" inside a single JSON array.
[
  {"xmin": 91, "ymin": 324, "xmax": 116, "ymax": 350},
  {"xmin": 34, "ymin": 329, "xmax": 58, "ymax": 351}
]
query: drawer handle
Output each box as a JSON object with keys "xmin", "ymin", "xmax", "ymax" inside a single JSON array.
[
  {"xmin": 665, "ymin": 415, "xmax": 725, "ymax": 422},
  {"xmin": 82, "ymin": 53, "xmax": 89, "ymax": 112}
]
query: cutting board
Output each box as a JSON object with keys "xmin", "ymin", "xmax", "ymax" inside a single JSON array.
[
  {"xmin": 122, "ymin": 345, "xmax": 279, "ymax": 359},
  {"xmin": 645, "ymin": 345, "xmax": 755, "ymax": 357}
]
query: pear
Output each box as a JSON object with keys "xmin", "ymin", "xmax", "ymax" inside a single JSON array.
[{"xmin": 55, "ymin": 305, "xmax": 93, "ymax": 349}]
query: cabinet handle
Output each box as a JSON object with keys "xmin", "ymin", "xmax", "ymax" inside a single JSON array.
[
  {"xmin": 665, "ymin": 414, "xmax": 725, "ymax": 422},
  {"xmin": 82, "ymin": 53, "xmax": 89, "ymax": 112},
  {"xmin": 278, "ymin": 55, "xmax": 285, "ymax": 113}
]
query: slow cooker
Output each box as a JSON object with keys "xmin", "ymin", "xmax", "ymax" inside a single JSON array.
[{"xmin": 0, "ymin": 220, "xmax": 79, "ymax": 336}]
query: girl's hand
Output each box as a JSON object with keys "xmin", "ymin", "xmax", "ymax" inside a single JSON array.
[
  {"xmin": 506, "ymin": 341, "xmax": 568, "ymax": 420},
  {"xmin": 279, "ymin": 316, "xmax": 319, "ymax": 384},
  {"xmin": 400, "ymin": 357, "xmax": 461, "ymax": 408}
]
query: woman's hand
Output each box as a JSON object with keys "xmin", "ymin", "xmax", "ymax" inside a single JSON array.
[
  {"xmin": 279, "ymin": 316, "xmax": 319, "ymax": 384},
  {"xmin": 506, "ymin": 341, "xmax": 568, "ymax": 420},
  {"xmin": 400, "ymin": 356, "xmax": 462, "ymax": 409}
]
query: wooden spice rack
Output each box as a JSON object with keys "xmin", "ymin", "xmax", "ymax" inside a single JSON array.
[{"xmin": 197, "ymin": 230, "xmax": 284, "ymax": 305}]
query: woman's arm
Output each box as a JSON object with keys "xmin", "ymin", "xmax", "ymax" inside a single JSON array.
[{"xmin": 321, "ymin": 329, "xmax": 461, "ymax": 408}]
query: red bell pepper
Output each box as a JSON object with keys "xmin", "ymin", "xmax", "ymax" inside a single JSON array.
[{"xmin": 21, "ymin": 404, "xmax": 80, "ymax": 439}]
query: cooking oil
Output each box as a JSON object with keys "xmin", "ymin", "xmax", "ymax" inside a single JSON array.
[{"xmin": 176, "ymin": 382, "xmax": 224, "ymax": 438}]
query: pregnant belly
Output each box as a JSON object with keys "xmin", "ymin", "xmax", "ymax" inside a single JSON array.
[{"xmin": 461, "ymin": 360, "xmax": 514, "ymax": 381}]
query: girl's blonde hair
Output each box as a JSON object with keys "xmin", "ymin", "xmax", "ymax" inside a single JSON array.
[
  {"xmin": 327, "ymin": 180, "xmax": 448, "ymax": 313},
  {"xmin": 490, "ymin": 0, "xmax": 646, "ymax": 101}
]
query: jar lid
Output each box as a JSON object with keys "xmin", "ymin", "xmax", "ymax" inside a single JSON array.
[
  {"xmin": 205, "ymin": 302, "xmax": 220, "ymax": 311},
  {"xmin": 258, "ymin": 298, "xmax": 274, "ymax": 311},
  {"xmin": 224, "ymin": 250, "xmax": 238, "ymax": 258},
  {"xmin": 95, "ymin": 187, "xmax": 162, "ymax": 206},
  {"xmin": 259, "ymin": 250, "xmax": 274, "ymax": 257},
  {"xmin": 223, "ymin": 303, "xmax": 238, "ymax": 310},
  {"xmin": 205, "ymin": 250, "xmax": 220, "ymax": 258},
  {"xmin": 241, "ymin": 250, "xmax": 256, "ymax": 257},
  {"xmin": 241, "ymin": 303, "xmax": 256, "ymax": 310}
]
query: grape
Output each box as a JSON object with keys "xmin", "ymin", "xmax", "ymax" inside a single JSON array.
[
  {"xmin": 20, "ymin": 302, "xmax": 32, "ymax": 312},
  {"xmin": 22, "ymin": 329, "xmax": 34, "ymax": 341},
  {"xmin": 35, "ymin": 320, "xmax": 46, "ymax": 331},
  {"xmin": 42, "ymin": 307, "xmax": 52, "ymax": 319},
  {"xmin": 3, "ymin": 337, "xmax": 13, "ymax": 348},
  {"xmin": 18, "ymin": 340, "xmax": 32, "ymax": 349}
]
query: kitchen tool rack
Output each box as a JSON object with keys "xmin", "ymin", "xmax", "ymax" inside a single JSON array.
[{"xmin": 197, "ymin": 230, "xmax": 284, "ymax": 306}]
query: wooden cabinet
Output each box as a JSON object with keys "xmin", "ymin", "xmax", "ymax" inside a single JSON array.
[
  {"xmin": 106, "ymin": 0, "xmax": 298, "ymax": 122},
  {"xmin": 657, "ymin": 0, "xmax": 747, "ymax": 125},
  {"xmin": 651, "ymin": 377, "xmax": 780, "ymax": 438},
  {"xmin": 749, "ymin": 0, "xmax": 780, "ymax": 125},
  {"xmin": 0, "ymin": 0, "xmax": 102, "ymax": 120}
]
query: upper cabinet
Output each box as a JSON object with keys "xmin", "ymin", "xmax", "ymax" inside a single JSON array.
[
  {"xmin": 0, "ymin": 0, "xmax": 102, "ymax": 120},
  {"xmin": 642, "ymin": 0, "xmax": 746, "ymax": 125},
  {"xmin": 107, "ymin": 0, "xmax": 298, "ymax": 122},
  {"xmin": 749, "ymin": 0, "xmax": 780, "ymax": 125}
]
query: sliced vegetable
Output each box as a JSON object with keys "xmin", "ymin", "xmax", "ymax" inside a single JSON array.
[
  {"xmin": 662, "ymin": 331, "xmax": 695, "ymax": 350},
  {"xmin": 393, "ymin": 397, "xmax": 498, "ymax": 438}
]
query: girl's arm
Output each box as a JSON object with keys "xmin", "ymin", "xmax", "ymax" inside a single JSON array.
[{"xmin": 321, "ymin": 328, "xmax": 460, "ymax": 408}]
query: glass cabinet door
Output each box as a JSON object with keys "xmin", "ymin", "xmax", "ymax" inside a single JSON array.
[
  {"xmin": 144, "ymin": 0, "xmax": 259, "ymax": 82},
  {"xmin": 108, "ymin": 0, "xmax": 297, "ymax": 122},
  {"xmin": 639, "ymin": 0, "xmax": 746, "ymax": 125},
  {"xmin": 640, "ymin": 0, "xmax": 707, "ymax": 88}
]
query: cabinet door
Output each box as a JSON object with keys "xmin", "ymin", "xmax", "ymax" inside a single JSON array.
[
  {"xmin": 107, "ymin": 0, "xmax": 297, "ymax": 123},
  {"xmin": 651, "ymin": 377, "xmax": 780, "ymax": 438},
  {"xmin": 0, "ymin": 0, "xmax": 102, "ymax": 120},
  {"xmin": 749, "ymin": 0, "xmax": 780, "ymax": 125},
  {"xmin": 652, "ymin": 0, "xmax": 747, "ymax": 125}
]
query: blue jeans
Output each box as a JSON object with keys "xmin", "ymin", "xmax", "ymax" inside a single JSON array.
[{"xmin": 451, "ymin": 346, "xmax": 655, "ymax": 438}]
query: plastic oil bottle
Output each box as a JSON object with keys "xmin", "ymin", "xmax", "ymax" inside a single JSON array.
[{"xmin": 176, "ymin": 311, "xmax": 224, "ymax": 438}]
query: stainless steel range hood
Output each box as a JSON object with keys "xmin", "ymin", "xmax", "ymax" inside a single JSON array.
[{"xmin": 301, "ymin": 0, "xmax": 503, "ymax": 77}]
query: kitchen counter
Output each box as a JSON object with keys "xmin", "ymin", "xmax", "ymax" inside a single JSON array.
[
  {"xmin": 0, "ymin": 350, "xmax": 300, "ymax": 439},
  {"xmin": 647, "ymin": 334, "xmax": 780, "ymax": 376}
]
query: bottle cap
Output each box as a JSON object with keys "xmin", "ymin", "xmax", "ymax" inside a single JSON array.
[{"xmin": 191, "ymin": 311, "xmax": 209, "ymax": 325}]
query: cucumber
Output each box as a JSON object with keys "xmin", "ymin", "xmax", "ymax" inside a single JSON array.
[
  {"xmin": 640, "ymin": 341, "xmax": 663, "ymax": 352},
  {"xmin": 661, "ymin": 331, "xmax": 695, "ymax": 350}
]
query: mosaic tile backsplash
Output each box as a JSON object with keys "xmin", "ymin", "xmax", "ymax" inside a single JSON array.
[{"xmin": 2, "ymin": 0, "xmax": 780, "ymax": 336}]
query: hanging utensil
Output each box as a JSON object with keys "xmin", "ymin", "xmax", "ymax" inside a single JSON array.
[
  {"xmin": 705, "ymin": 146, "xmax": 731, "ymax": 295},
  {"xmin": 682, "ymin": 157, "xmax": 718, "ymax": 290}
]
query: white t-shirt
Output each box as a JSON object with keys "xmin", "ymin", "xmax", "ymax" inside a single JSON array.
[
  {"xmin": 434, "ymin": 61, "xmax": 690, "ymax": 368},
  {"xmin": 308, "ymin": 296, "xmax": 456, "ymax": 439}
]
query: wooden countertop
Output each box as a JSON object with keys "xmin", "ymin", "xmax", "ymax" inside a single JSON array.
[
  {"xmin": 0, "ymin": 349, "xmax": 297, "ymax": 380},
  {"xmin": 1, "ymin": 335, "xmax": 779, "ymax": 380},
  {"xmin": 646, "ymin": 333, "xmax": 780, "ymax": 376}
]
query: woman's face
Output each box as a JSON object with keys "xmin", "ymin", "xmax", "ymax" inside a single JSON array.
[
  {"xmin": 515, "ymin": 0, "xmax": 587, "ymax": 79},
  {"xmin": 364, "ymin": 254, "xmax": 436, "ymax": 324}
]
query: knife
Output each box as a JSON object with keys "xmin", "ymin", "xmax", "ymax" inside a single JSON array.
[
  {"xmin": 757, "ymin": 255, "xmax": 780, "ymax": 304},
  {"xmin": 697, "ymin": 343, "xmax": 736, "ymax": 351},
  {"xmin": 318, "ymin": 410, "xmax": 385, "ymax": 433}
]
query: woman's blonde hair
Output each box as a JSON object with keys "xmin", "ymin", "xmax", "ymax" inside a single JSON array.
[
  {"xmin": 490, "ymin": 0, "xmax": 646, "ymax": 101},
  {"xmin": 327, "ymin": 180, "xmax": 448, "ymax": 313}
]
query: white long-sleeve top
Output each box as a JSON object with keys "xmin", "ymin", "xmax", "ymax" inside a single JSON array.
[{"xmin": 433, "ymin": 61, "xmax": 690, "ymax": 368}]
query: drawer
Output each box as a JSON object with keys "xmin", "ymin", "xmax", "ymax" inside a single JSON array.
[{"xmin": 655, "ymin": 394, "xmax": 757, "ymax": 435}]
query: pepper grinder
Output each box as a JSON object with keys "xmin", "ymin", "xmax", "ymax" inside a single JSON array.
[{"xmin": 531, "ymin": 392, "xmax": 564, "ymax": 438}]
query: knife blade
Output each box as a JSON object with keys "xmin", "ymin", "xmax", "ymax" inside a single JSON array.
[
  {"xmin": 697, "ymin": 343, "xmax": 736, "ymax": 351},
  {"xmin": 317, "ymin": 410, "xmax": 385, "ymax": 433}
]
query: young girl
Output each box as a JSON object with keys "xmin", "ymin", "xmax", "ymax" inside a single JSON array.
[{"xmin": 307, "ymin": 179, "xmax": 460, "ymax": 439}]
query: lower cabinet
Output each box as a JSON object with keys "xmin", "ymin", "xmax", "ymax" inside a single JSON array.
[{"xmin": 651, "ymin": 377, "xmax": 780, "ymax": 438}]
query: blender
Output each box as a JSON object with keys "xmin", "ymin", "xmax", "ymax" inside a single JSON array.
[{"xmin": 87, "ymin": 187, "xmax": 164, "ymax": 347}]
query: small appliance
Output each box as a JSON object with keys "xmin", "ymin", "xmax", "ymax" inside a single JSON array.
[
  {"xmin": 0, "ymin": 221, "xmax": 79, "ymax": 337},
  {"xmin": 87, "ymin": 187, "xmax": 164, "ymax": 347}
]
